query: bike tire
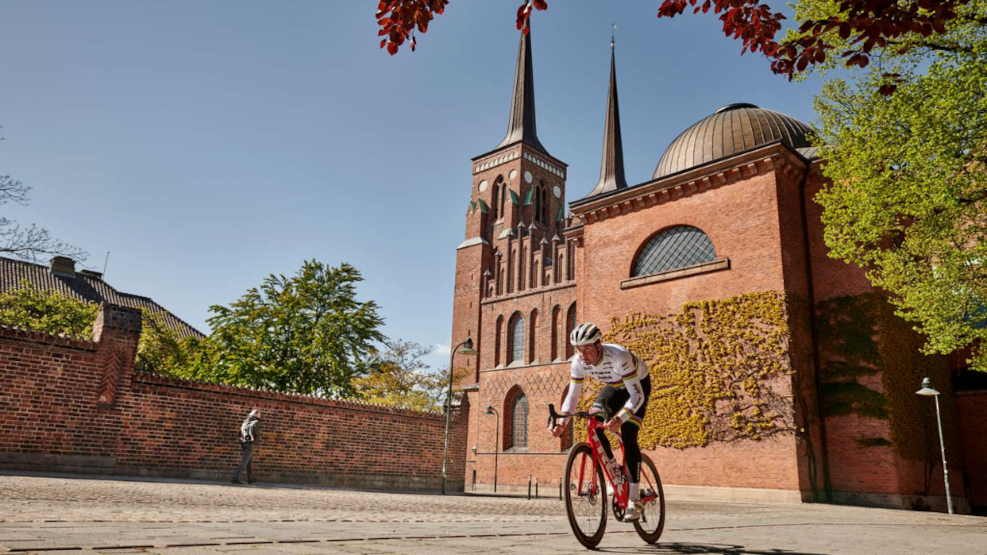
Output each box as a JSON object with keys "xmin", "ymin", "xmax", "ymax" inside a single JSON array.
[
  {"xmin": 564, "ymin": 442, "xmax": 607, "ymax": 549},
  {"xmin": 633, "ymin": 453, "xmax": 665, "ymax": 544}
]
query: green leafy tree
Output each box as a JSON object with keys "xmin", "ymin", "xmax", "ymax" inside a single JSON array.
[
  {"xmin": 137, "ymin": 310, "xmax": 207, "ymax": 375},
  {"xmin": 813, "ymin": 2, "xmax": 987, "ymax": 371},
  {"xmin": 186, "ymin": 260, "xmax": 385, "ymax": 397},
  {"xmin": 0, "ymin": 279, "xmax": 98, "ymax": 338},
  {"xmin": 353, "ymin": 339, "xmax": 444, "ymax": 411}
]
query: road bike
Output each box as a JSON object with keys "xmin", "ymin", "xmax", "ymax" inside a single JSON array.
[{"xmin": 547, "ymin": 403, "xmax": 665, "ymax": 549}]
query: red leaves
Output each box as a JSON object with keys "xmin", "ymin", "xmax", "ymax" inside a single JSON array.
[
  {"xmin": 516, "ymin": 0, "xmax": 548, "ymax": 33},
  {"xmin": 655, "ymin": 0, "xmax": 970, "ymax": 95},
  {"xmin": 658, "ymin": 1, "xmax": 785, "ymax": 57},
  {"xmin": 375, "ymin": 0, "xmax": 969, "ymax": 98},
  {"xmin": 376, "ymin": 0, "xmax": 449, "ymax": 55}
]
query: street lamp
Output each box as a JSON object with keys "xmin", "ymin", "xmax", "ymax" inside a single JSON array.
[
  {"xmin": 442, "ymin": 337, "xmax": 476, "ymax": 495},
  {"xmin": 916, "ymin": 377, "xmax": 953, "ymax": 514},
  {"xmin": 485, "ymin": 405, "xmax": 500, "ymax": 493}
]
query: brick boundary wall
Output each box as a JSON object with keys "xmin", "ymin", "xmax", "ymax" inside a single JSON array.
[{"xmin": 0, "ymin": 304, "xmax": 469, "ymax": 492}]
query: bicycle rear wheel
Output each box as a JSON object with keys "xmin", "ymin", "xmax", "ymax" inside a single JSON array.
[
  {"xmin": 564, "ymin": 442, "xmax": 607, "ymax": 548},
  {"xmin": 633, "ymin": 453, "xmax": 665, "ymax": 544}
]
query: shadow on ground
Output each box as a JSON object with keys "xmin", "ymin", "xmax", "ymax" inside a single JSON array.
[{"xmin": 596, "ymin": 543, "xmax": 825, "ymax": 555}]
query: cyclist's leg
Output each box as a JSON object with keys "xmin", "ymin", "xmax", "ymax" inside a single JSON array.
[
  {"xmin": 591, "ymin": 385, "xmax": 623, "ymax": 460},
  {"xmin": 623, "ymin": 377, "xmax": 651, "ymax": 504}
]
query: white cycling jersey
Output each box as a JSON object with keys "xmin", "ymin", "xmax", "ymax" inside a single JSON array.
[{"xmin": 560, "ymin": 344, "xmax": 649, "ymax": 424}]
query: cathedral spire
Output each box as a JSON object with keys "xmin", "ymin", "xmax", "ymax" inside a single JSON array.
[
  {"xmin": 587, "ymin": 39, "xmax": 627, "ymax": 197},
  {"xmin": 495, "ymin": 21, "xmax": 548, "ymax": 155}
]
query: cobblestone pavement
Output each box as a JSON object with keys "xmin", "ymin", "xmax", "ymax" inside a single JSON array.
[{"xmin": 0, "ymin": 473, "xmax": 985, "ymax": 554}]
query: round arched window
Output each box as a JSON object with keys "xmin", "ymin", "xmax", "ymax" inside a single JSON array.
[{"xmin": 633, "ymin": 226, "xmax": 716, "ymax": 277}]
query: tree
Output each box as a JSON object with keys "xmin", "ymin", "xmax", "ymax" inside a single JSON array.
[
  {"xmin": 376, "ymin": 0, "xmax": 978, "ymax": 92},
  {"xmin": 0, "ymin": 279, "xmax": 98, "ymax": 338},
  {"xmin": 136, "ymin": 310, "xmax": 207, "ymax": 376},
  {"xmin": 352, "ymin": 339, "xmax": 445, "ymax": 411},
  {"xmin": 814, "ymin": 27, "xmax": 987, "ymax": 371},
  {"xmin": 187, "ymin": 260, "xmax": 386, "ymax": 397},
  {"xmin": 1, "ymin": 128, "xmax": 86, "ymax": 262}
]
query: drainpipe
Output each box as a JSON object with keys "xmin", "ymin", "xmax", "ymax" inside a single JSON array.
[{"xmin": 798, "ymin": 162, "xmax": 833, "ymax": 502}]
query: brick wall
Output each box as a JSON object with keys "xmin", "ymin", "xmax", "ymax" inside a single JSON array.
[
  {"xmin": 0, "ymin": 304, "xmax": 469, "ymax": 492},
  {"xmin": 957, "ymin": 391, "xmax": 987, "ymax": 508}
]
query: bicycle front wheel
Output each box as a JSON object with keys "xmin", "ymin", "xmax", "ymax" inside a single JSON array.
[
  {"xmin": 633, "ymin": 453, "xmax": 665, "ymax": 544},
  {"xmin": 564, "ymin": 442, "xmax": 607, "ymax": 548}
]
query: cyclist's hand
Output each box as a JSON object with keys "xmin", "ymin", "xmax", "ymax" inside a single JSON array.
[
  {"xmin": 550, "ymin": 419, "xmax": 569, "ymax": 437},
  {"xmin": 604, "ymin": 418, "xmax": 622, "ymax": 434}
]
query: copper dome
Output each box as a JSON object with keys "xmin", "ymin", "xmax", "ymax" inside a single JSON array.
[{"xmin": 653, "ymin": 103, "xmax": 812, "ymax": 179}]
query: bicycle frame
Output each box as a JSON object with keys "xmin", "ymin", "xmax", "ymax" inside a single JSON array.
[
  {"xmin": 583, "ymin": 413, "xmax": 630, "ymax": 511},
  {"xmin": 549, "ymin": 404, "xmax": 659, "ymax": 513}
]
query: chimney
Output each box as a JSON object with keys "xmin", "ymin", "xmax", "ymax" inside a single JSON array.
[{"xmin": 49, "ymin": 256, "xmax": 76, "ymax": 278}]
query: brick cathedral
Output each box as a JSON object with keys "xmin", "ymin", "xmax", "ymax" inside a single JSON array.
[{"xmin": 449, "ymin": 27, "xmax": 987, "ymax": 512}]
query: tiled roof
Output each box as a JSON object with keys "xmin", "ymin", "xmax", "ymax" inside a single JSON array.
[{"xmin": 0, "ymin": 257, "xmax": 205, "ymax": 340}]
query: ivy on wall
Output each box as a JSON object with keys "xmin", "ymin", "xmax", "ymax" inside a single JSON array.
[{"xmin": 576, "ymin": 291, "xmax": 794, "ymax": 450}]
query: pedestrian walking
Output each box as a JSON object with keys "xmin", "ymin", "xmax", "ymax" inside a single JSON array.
[{"xmin": 231, "ymin": 409, "xmax": 260, "ymax": 484}]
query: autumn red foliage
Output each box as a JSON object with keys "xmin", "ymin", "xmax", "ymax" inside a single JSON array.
[{"xmin": 377, "ymin": 0, "xmax": 976, "ymax": 92}]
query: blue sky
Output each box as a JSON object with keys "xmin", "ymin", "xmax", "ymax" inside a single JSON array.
[{"xmin": 0, "ymin": 1, "xmax": 823, "ymax": 370}]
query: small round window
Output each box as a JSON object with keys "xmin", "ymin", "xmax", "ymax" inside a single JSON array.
[{"xmin": 633, "ymin": 226, "xmax": 716, "ymax": 277}]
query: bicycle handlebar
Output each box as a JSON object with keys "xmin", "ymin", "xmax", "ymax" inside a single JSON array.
[{"xmin": 547, "ymin": 403, "xmax": 591, "ymax": 427}]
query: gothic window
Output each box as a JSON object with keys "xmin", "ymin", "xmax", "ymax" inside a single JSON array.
[
  {"xmin": 491, "ymin": 183, "xmax": 500, "ymax": 220},
  {"xmin": 495, "ymin": 315, "xmax": 504, "ymax": 367},
  {"xmin": 511, "ymin": 392, "xmax": 529, "ymax": 449},
  {"xmin": 534, "ymin": 185, "xmax": 542, "ymax": 224},
  {"xmin": 541, "ymin": 187, "xmax": 548, "ymax": 225},
  {"xmin": 551, "ymin": 305, "xmax": 562, "ymax": 361},
  {"xmin": 633, "ymin": 225, "xmax": 716, "ymax": 277},
  {"xmin": 518, "ymin": 248, "xmax": 526, "ymax": 291},
  {"xmin": 565, "ymin": 303, "xmax": 577, "ymax": 359},
  {"xmin": 499, "ymin": 180, "xmax": 507, "ymax": 218},
  {"xmin": 509, "ymin": 313, "xmax": 525, "ymax": 365},
  {"xmin": 528, "ymin": 309, "xmax": 538, "ymax": 364}
]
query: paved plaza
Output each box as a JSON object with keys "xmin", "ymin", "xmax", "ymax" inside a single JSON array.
[{"xmin": 0, "ymin": 473, "xmax": 984, "ymax": 554}]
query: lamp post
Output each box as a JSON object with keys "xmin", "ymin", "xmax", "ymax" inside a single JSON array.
[
  {"xmin": 485, "ymin": 406, "xmax": 500, "ymax": 493},
  {"xmin": 442, "ymin": 337, "xmax": 476, "ymax": 495},
  {"xmin": 916, "ymin": 377, "xmax": 954, "ymax": 514}
]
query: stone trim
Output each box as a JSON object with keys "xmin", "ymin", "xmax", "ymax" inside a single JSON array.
[
  {"xmin": 662, "ymin": 484, "xmax": 805, "ymax": 504},
  {"xmin": 481, "ymin": 281, "xmax": 575, "ymax": 306},
  {"xmin": 570, "ymin": 143, "xmax": 810, "ymax": 225},
  {"xmin": 457, "ymin": 237, "xmax": 490, "ymax": 250},
  {"xmin": 620, "ymin": 258, "xmax": 730, "ymax": 290},
  {"xmin": 479, "ymin": 360, "xmax": 569, "ymax": 374}
]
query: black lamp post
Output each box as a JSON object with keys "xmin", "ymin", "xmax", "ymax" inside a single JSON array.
[
  {"xmin": 442, "ymin": 337, "xmax": 476, "ymax": 495},
  {"xmin": 485, "ymin": 405, "xmax": 500, "ymax": 493}
]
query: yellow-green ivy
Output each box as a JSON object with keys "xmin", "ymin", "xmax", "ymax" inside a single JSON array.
[{"xmin": 575, "ymin": 291, "xmax": 794, "ymax": 450}]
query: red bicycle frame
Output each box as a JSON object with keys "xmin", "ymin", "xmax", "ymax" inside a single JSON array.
[{"xmin": 550, "ymin": 404, "xmax": 659, "ymax": 512}]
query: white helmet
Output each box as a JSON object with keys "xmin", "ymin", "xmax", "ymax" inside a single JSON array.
[{"xmin": 570, "ymin": 323, "xmax": 602, "ymax": 347}]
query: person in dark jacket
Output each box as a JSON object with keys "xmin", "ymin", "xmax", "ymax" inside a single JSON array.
[{"xmin": 231, "ymin": 409, "xmax": 260, "ymax": 484}]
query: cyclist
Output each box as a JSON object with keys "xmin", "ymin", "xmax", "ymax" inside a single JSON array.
[{"xmin": 551, "ymin": 322, "xmax": 651, "ymax": 521}]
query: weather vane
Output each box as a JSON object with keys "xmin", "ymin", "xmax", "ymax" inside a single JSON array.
[{"xmin": 611, "ymin": 23, "xmax": 617, "ymax": 48}]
